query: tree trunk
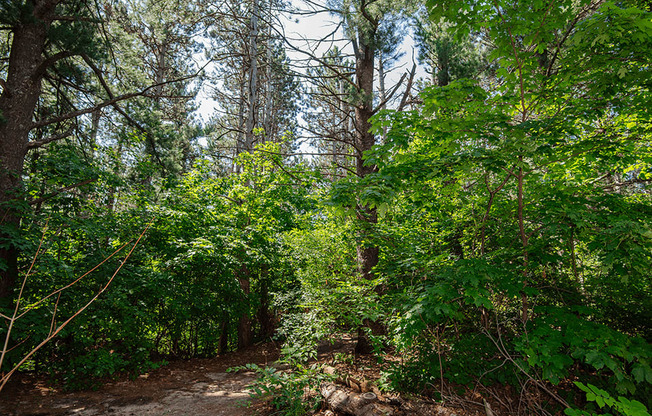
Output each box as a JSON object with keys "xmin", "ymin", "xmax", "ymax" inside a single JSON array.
[
  {"xmin": 237, "ymin": 274, "xmax": 252, "ymax": 349},
  {"xmin": 219, "ymin": 312, "xmax": 230, "ymax": 354},
  {"xmin": 352, "ymin": 26, "xmax": 382, "ymax": 355},
  {"xmin": 262, "ymin": 2, "xmax": 274, "ymax": 142},
  {"xmin": 353, "ymin": 36, "xmax": 379, "ymax": 281},
  {"xmin": 154, "ymin": 39, "xmax": 168, "ymax": 98},
  {"xmin": 354, "ymin": 42, "xmax": 376, "ymax": 179},
  {"xmin": 377, "ymin": 53, "xmax": 388, "ymax": 143},
  {"xmin": 257, "ymin": 265, "xmax": 274, "ymax": 339},
  {"xmin": 0, "ymin": 0, "xmax": 56, "ymax": 298},
  {"xmin": 244, "ymin": 0, "xmax": 259, "ymax": 153},
  {"xmin": 235, "ymin": 63, "xmax": 247, "ymax": 171}
]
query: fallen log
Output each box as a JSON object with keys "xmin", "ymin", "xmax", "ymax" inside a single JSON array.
[
  {"xmin": 321, "ymin": 366, "xmax": 374, "ymax": 395},
  {"xmin": 320, "ymin": 383, "xmax": 395, "ymax": 416}
]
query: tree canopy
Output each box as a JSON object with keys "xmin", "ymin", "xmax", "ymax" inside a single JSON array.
[{"xmin": 1, "ymin": 0, "xmax": 650, "ymax": 414}]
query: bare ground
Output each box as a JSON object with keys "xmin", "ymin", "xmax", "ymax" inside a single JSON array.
[
  {"xmin": 1, "ymin": 337, "xmax": 498, "ymax": 416},
  {"xmin": 0, "ymin": 343, "xmax": 279, "ymax": 416}
]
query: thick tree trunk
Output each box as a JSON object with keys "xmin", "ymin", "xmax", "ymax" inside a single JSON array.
[
  {"xmin": 154, "ymin": 40, "xmax": 168, "ymax": 98},
  {"xmin": 0, "ymin": 0, "xmax": 55, "ymax": 298},
  {"xmin": 354, "ymin": 43, "xmax": 376, "ymax": 179},
  {"xmin": 353, "ymin": 38, "xmax": 378, "ymax": 281},
  {"xmin": 355, "ymin": 208, "xmax": 378, "ymax": 281},
  {"xmin": 352, "ymin": 29, "xmax": 382, "ymax": 355}
]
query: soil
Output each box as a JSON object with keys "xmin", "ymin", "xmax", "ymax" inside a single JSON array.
[
  {"xmin": 312, "ymin": 336, "xmax": 485, "ymax": 416},
  {"xmin": 0, "ymin": 337, "xmax": 492, "ymax": 416},
  {"xmin": 0, "ymin": 343, "xmax": 279, "ymax": 416}
]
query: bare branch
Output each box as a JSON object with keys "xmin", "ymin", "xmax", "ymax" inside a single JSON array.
[
  {"xmin": 0, "ymin": 220, "xmax": 153, "ymax": 392},
  {"xmin": 398, "ymin": 62, "xmax": 417, "ymax": 111},
  {"xmin": 32, "ymin": 51, "xmax": 77, "ymax": 80},
  {"xmin": 372, "ymin": 71, "xmax": 407, "ymax": 115},
  {"xmin": 31, "ymin": 65, "xmax": 205, "ymax": 129},
  {"xmin": 27, "ymin": 126, "xmax": 75, "ymax": 149},
  {"xmin": 28, "ymin": 178, "xmax": 97, "ymax": 206}
]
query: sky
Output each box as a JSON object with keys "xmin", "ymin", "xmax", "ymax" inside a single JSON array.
[
  {"xmin": 195, "ymin": 0, "xmax": 428, "ymax": 149},
  {"xmin": 281, "ymin": 2, "xmax": 425, "ymax": 87}
]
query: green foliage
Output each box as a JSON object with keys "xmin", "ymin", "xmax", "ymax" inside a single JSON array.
[
  {"xmin": 274, "ymin": 292, "xmax": 331, "ymax": 364},
  {"xmin": 565, "ymin": 383, "xmax": 650, "ymax": 416},
  {"xmin": 278, "ymin": 216, "xmax": 391, "ymax": 364},
  {"xmin": 356, "ymin": 0, "xmax": 652, "ymax": 412},
  {"xmin": 230, "ymin": 363, "xmax": 333, "ymax": 416},
  {"xmin": 2, "ymin": 143, "xmax": 315, "ymax": 388},
  {"xmin": 332, "ymin": 352, "xmax": 355, "ymax": 365},
  {"xmin": 515, "ymin": 308, "xmax": 652, "ymax": 392},
  {"xmin": 2, "ymin": 3, "xmax": 651, "ymax": 415}
]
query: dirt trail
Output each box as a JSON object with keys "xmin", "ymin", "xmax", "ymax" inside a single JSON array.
[
  {"xmin": 1, "ymin": 339, "xmax": 484, "ymax": 416},
  {"xmin": 0, "ymin": 343, "xmax": 278, "ymax": 416}
]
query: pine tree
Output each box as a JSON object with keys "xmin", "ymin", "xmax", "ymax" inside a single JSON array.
[
  {"xmin": 413, "ymin": 9, "xmax": 486, "ymax": 86},
  {"xmin": 206, "ymin": 0, "xmax": 300, "ymax": 171},
  {"xmin": 0, "ymin": 0, "xmax": 201, "ymax": 297}
]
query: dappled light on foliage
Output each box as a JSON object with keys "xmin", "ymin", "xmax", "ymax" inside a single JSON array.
[{"xmin": 1, "ymin": 0, "xmax": 650, "ymax": 415}]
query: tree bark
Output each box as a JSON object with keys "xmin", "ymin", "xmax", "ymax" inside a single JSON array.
[
  {"xmin": 320, "ymin": 383, "xmax": 395, "ymax": 416},
  {"xmin": 351, "ymin": 12, "xmax": 382, "ymax": 354},
  {"xmin": 244, "ymin": 0, "xmax": 259, "ymax": 153},
  {"xmin": 377, "ymin": 53, "xmax": 388, "ymax": 143},
  {"xmin": 235, "ymin": 63, "xmax": 247, "ymax": 171},
  {"xmin": 0, "ymin": 0, "xmax": 57, "ymax": 298},
  {"xmin": 262, "ymin": 1, "xmax": 274, "ymax": 142},
  {"xmin": 353, "ymin": 25, "xmax": 379, "ymax": 281},
  {"xmin": 237, "ymin": 273, "xmax": 252, "ymax": 349}
]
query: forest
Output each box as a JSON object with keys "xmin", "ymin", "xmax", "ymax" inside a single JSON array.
[{"xmin": 0, "ymin": 0, "xmax": 650, "ymax": 415}]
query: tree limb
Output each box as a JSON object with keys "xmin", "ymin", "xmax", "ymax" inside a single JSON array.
[
  {"xmin": 398, "ymin": 62, "xmax": 417, "ymax": 111},
  {"xmin": 27, "ymin": 126, "xmax": 75, "ymax": 149},
  {"xmin": 32, "ymin": 51, "xmax": 77, "ymax": 80},
  {"xmin": 28, "ymin": 178, "xmax": 97, "ymax": 206},
  {"xmin": 372, "ymin": 71, "xmax": 407, "ymax": 115},
  {"xmin": 31, "ymin": 68, "xmax": 204, "ymax": 129}
]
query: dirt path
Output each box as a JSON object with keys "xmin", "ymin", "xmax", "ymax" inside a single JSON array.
[
  {"xmin": 1, "ymin": 339, "xmax": 485, "ymax": 416},
  {"xmin": 0, "ymin": 343, "xmax": 279, "ymax": 416}
]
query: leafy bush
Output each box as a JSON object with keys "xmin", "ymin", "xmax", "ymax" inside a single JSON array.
[
  {"xmin": 2, "ymin": 145, "xmax": 315, "ymax": 388},
  {"xmin": 566, "ymin": 383, "xmax": 650, "ymax": 416},
  {"xmin": 230, "ymin": 363, "xmax": 333, "ymax": 416}
]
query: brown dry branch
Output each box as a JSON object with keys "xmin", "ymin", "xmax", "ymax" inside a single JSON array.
[
  {"xmin": 482, "ymin": 316, "xmax": 570, "ymax": 413},
  {"xmin": 0, "ymin": 219, "xmax": 154, "ymax": 392},
  {"xmin": 0, "ymin": 220, "xmax": 50, "ymax": 371}
]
